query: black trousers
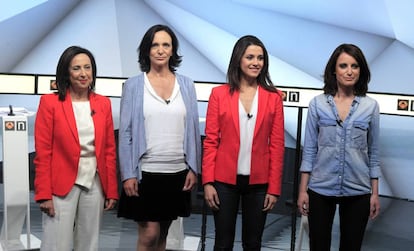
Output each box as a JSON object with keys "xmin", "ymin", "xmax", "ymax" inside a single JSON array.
[
  {"xmin": 307, "ymin": 189, "xmax": 370, "ymax": 251},
  {"xmin": 212, "ymin": 176, "xmax": 268, "ymax": 251}
]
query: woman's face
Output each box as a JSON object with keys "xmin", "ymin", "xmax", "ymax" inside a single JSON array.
[
  {"xmin": 149, "ymin": 30, "xmax": 173, "ymax": 68},
  {"xmin": 69, "ymin": 53, "xmax": 93, "ymax": 92},
  {"xmin": 335, "ymin": 52, "xmax": 360, "ymax": 88},
  {"xmin": 240, "ymin": 45, "xmax": 264, "ymax": 81}
]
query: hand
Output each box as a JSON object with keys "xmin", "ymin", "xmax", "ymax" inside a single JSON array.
[
  {"xmin": 370, "ymin": 194, "xmax": 380, "ymax": 219},
  {"xmin": 104, "ymin": 199, "xmax": 117, "ymax": 211},
  {"xmin": 204, "ymin": 184, "xmax": 220, "ymax": 210},
  {"xmin": 123, "ymin": 178, "xmax": 139, "ymax": 197},
  {"xmin": 263, "ymin": 194, "xmax": 278, "ymax": 211},
  {"xmin": 297, "ymin": 191, "xmax": 309, "ymax": 216},
  {"xmin": 183, "ymin": 170, "xmax": 197, "ymax": 191},
  {"xmin": 40, "ymin": 199, "xmax": 55, "ymax": 217}
]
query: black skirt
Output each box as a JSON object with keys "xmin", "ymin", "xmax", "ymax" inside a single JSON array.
[{"xmin": 117, "ymin": 169, "xmax": 191, "ymax": 222}]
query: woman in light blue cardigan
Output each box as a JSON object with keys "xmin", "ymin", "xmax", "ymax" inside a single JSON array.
[
  {"xmin": 118, "ymin": 73, "xmax": 201, "ymax": 182},
  {"xmin": 117, "ymin": 24, "xmax": 201, "ymax": 250}
]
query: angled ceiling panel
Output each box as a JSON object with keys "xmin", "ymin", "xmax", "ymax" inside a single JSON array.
[
  {"xmin": 113, "ymin": 0, "xmax": 224, "ymax": 80},
  {"xmin": 12, "ymin": 0, "xmax": 123, "ymax": 75},
  {"xmin": 0, "ymin": 0, "xmax": 81, "ymax": 71}
]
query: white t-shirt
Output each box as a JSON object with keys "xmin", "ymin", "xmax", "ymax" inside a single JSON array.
[
  {"xmin": 141, "ymin": 73, "xmax": 187, "ymax": 173},
  {"xmin": 72, "ymin": 101, "xmax": 97, "ymax": 189},
  {"xmin": 237, "ymin": 89, "xmax": 258, "ymax": 175}
]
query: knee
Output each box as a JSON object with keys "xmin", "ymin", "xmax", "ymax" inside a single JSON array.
[
  {"xmin": 138, "ymin": 235, "xmax": 158, "ymax": 248},
  {"xmin": 138, "ymin": 228, "xmax": 159, "ymax": 247}
]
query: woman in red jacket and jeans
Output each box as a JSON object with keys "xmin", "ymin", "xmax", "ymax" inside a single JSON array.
[{"xmin": 202, "ymin": 35, "xmax": 285, "ymax": 251}]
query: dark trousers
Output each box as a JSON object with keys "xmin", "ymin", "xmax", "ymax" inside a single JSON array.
[
  {"xmin": 307, "ymin": 189, "xmax": 370, "ymax": 251},
  {"xmin": 212, "ymin": 176, "xmax": 268, "ymax": 251}
]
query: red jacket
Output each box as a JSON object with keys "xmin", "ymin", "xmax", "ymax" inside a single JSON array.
[
  {"xmin": 34, "ymin": 91, "xmax": 118, "ymax": 201},
  {"xmin": 202, "ymin": 84, "xmax": 285, "ymax": 195}
]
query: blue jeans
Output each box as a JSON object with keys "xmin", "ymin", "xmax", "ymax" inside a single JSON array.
[
  {"xmin": 213, "ymin": 176, "xmax": 268, "ymax": 251},
  {"xmin": 307, "ymin": 189, "xmax": 370, "ymax": 251}
]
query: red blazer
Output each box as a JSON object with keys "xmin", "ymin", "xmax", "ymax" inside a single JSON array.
[
  {"xmin": 202, "ymin": 84, "xmax": 285, "ymax": 195},
  {"xmin": 34, "ymin": 91, "xmax": 118, "ymax": 202}
]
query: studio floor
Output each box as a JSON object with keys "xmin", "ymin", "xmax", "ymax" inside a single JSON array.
[{"xmin": 1, "ymin": 185, "xmax": 414, "ymax": 250}]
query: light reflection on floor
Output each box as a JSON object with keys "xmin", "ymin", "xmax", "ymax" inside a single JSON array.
[{"xmin": 1, "ymin": 186, "xmax": 413, "ymax": 250}]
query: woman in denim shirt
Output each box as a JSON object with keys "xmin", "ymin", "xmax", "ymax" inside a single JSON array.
[{"xmin": 297, "ymin": 44, "xmax": 380, "ymax": 251}]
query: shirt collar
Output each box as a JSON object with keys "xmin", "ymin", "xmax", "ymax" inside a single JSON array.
[{"xmin": 326, "ymin": 94, "xmax": 361, "ymax": 105}]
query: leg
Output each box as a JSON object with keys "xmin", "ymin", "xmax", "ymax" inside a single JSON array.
[
  {"xmin": 338, "ymin": 194, "xmax": 370, "ymax": 251},
  {"xmin": 213, "ymin": 181, "xmax": 240, "ymax": 251},
  {"xmin": 166, "ymin": 218, "xmax": 184, "ymax": 249},
  {"xmin": 137, "ymin": 220, "xmax": 172, "ymax": 251},
  {"xmin": 74, "ymin": 175, "xmax": 105, "ymax": 251},
  {"xmin": 158, "ymin": 220, "xmax": 173, "ymax": 251},
  {"xmin": 41, "ymin": 186, "xmax": 81, "ymax": 251},
  {"xmin": 240, "ymin": 182, "xmax": 267, "ymax": 251},
  {"xmin": 138, "ymin": 221, "xmax": 161, "ymax": 251},
  {"xmin": 307, "ymin": 189, "xmax": 336, "ymax": 251}
]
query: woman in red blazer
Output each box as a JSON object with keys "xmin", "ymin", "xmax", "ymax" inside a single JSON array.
[
  {"xmin": 202, "ymin": 35, "xmax": 285, "ymax": 250},
  {"xmin": 34, "ymin": 46, "xmax": 118, "ymax": 251}
]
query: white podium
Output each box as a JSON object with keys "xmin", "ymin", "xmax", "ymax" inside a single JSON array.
[
  {"xmin": 0, "ymin": 113, "xmax": 40, "ymax": 250},
  {"xmin": 166, "ymin": 217, "xmax": 200, "ymax": 251}
]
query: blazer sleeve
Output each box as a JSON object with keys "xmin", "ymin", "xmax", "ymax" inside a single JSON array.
[
  {"xmin": 202, "ymin": 87, "xmax": 220, "ymax": 184},
  {"xmin": 267, "ymin": 91, "xmax": 285, "ymax": 195},
  {"xmin": 102, "ymin": 97, "xmax": 119, "ymax": 199},
  {"xmin": 34, "ymin": 95, "xmax": 55, "ymax": 201}
]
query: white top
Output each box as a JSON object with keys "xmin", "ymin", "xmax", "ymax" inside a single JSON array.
[
  {"xmin": 237, "ymin": 89, "xmax": 258, "ymax": 175},
  {"xmin": 141, "ymin": 73, "xmax": 187, "ymax": 173},
  {"xmin": 72, "ymin": 101, "xmax": 97, "ymax": 189}
]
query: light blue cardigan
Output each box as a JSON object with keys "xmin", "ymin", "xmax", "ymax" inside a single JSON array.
[{"xmin": 118, "ymin": 73, "xmax": 201, "ymax": 182}]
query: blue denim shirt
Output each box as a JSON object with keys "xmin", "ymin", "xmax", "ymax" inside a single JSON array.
[{"xmin": 300, "ymin": 94, "xmax": 380, "ymax": 196}]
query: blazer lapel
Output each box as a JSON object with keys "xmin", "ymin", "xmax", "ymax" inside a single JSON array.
[
  {"xmin": 254, "ymin": 86, "xmax": 268, "ymax": 138},
  {"xmin": 89, "ymin": 94, "xmax": 102, "ymax": 159},
  {"xmin": 62, "ymin": 93, "xmax": 79, "ymax": 143},
  {"xmin": 230, "ymin": 91, "xmax": 240, "ymax": 137}
]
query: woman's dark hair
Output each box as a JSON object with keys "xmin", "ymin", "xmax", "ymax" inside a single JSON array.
[
  {"xmin": 323, "ymin": 43, "xmax": 370, "ymax": 96},
  {"xmin": 56, "ymin": 46, "xmax": 97, "ymax": 101},
  {"xmin": 138, "ymin": 24, "xmax": 182, "ymax": 72},
  {"xmin": 227, "ymin": 35, "xmax": 277, "ymax": 94}
]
